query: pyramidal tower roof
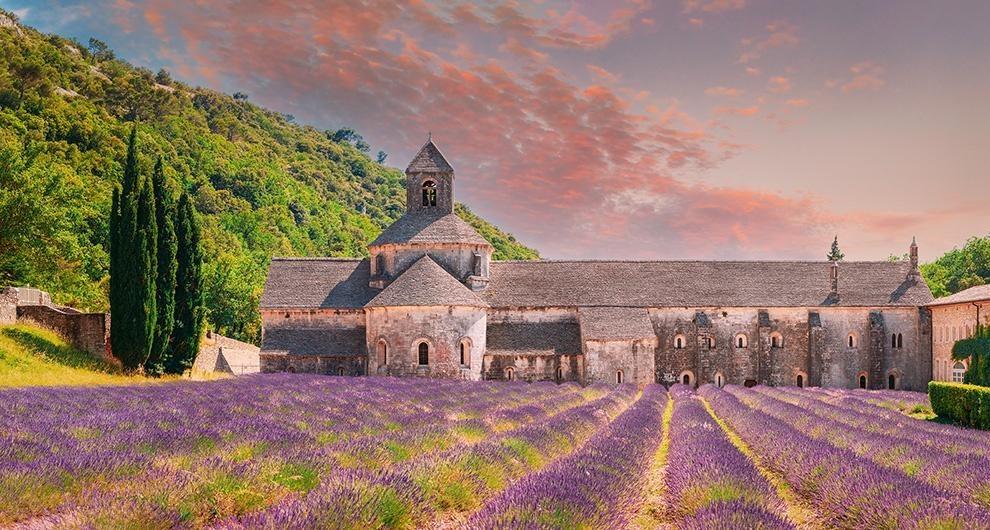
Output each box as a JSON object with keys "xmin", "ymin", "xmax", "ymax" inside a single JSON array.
[
  {"xmin": 366, "ymin": 255, "xmax": 488, "ymax": 308},
  {"xmin": 405, "ymin": 139, "xmax": 453, "ymax": 174}
]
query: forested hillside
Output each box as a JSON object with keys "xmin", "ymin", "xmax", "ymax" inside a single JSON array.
[{"xmin": 0, "ymin": 11, "xmax": 538, "ymax": 343}]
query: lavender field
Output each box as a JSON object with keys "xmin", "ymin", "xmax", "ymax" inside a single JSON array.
[{"xmin": 2, "ymin": 376, "xmax": 989, "ymax": 529}]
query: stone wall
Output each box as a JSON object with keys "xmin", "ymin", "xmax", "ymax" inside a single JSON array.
[
  {"xmin": 365, "ymin": 305, "xmax": 486, "ymax": 379},
  {"xmin": 583, "ymin": 338, "xmax": 656, "ymax": 385},
  {"xmin": 931, "ymin": 301, "xmax": 988, "ymax": 382},
  {"xmin": 648, "ymin": 305, "xmax": 930, "ymax": 390},
  {"xmin": 259, "ymin": 308, "xmax": 366, "ymax": 375},
  {"xmin": 16, "ymin": 304, "xmax": 109, "ymax": 359},
  {"xmin": 0, "ymin": 288, "xmax": 17, "ymax": 325},
  {"xmin": 372, "ymin": 244, "xmax": 491, "ymax": 284},
  {"xmin": 484, "ymin": 353, "xmax": 582, "ymax": 383}
]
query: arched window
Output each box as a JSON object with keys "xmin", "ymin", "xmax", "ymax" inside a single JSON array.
[
  {"xmin": 505, "ymin": 367, "xmax": 514, "ymax": 381},
  {"xmin": 377, "ymin": 339, "xmax": 388, "ymax": 366},
  {"xmin": 337, "ymin": 367, "xmax": 345, "ymax": 376},
  {"xmin": 418, "ymin": 342, "xmax": 429, "ymax": 366},
  {"xmin": 891, "ymin": 333, "xmax": 897, "ymax": 348},
  {"xmin": 859, "ymin": 373, "xmax": 867, "ymax": 389},
  {"xmin": 715, "ymin": 372, "xmax": 725, "ymax": 388},
  {"xmin": 796, "ymin": 374, "xmax": 804, "ymax": 388},
  {"xmin": 952, "ymin": 362, "xmax": 966, "ymax": 383},
  {"xmin": 679, "ymin": 370, "xmax": 694, "ymax": 386},
  {"xmin": 556, "ymin": 366, "xmax": 563, "ymax": 382},
  {"xmin": 706, "ymin": 336, "xmax": 716, "ymax": 349},
  {"xmin": 674, "ymin": 335, "xmax": 685, "ymax": 349},
  {"xmin": 735, "ymin": 334, "xmax": 748, "ymax": 348},
  {"xmin": 897, "ymin": 333, "xmax": 903, "ymax": 349},
  {"xmin": 847, "ymin": 334, "xmax": 856, "ymax": 348},
  {"xmin": 459, "ymin": 339, "xmax": 471, "ymax": 366},
  {"xmin": 421, "ymin": 180, "xmax": 437, "ymax": 207},
  {"xmin": 616, "ymin": 370, "xmax": 624, "ymax": 384},
  {"xmin": 770, "ymin": 332, "xmax": 783, "ymax": 348}
]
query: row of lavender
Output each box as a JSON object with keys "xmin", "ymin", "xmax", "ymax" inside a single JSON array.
[
  {"xmin": 0, "ymin": 375, "xmax": 601, "ymax": 525},
  {"xmin": 702, "ymin": 385, "xmax": 990, "ymax": 528},
  {"xmin": 225, "ymin": 383, "xmax": 639, "ymax": 528}
]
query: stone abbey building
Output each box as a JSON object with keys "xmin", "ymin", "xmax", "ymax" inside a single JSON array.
[{"xmin": 260, "ymin": 140, "xmax": 935, "ymax": 390}]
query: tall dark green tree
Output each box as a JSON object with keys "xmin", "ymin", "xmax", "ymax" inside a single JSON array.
[
  {"xmin": 109, "ymin": 126, "xmax": 157, "ymax": 371},
  {"xmin": 168, "ymin": 192, "xmax": 204, "ymax": 374},
  {"xmin": 827, "ymin": 236, "xmax": 845, "ymax": 262},
  {"xmin": 146, "ymin": 157, "xmax": 177, "ymax": 374}
]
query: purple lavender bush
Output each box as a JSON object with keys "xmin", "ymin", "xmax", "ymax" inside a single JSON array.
[{"xmin": 468, "ymin": 384, "xmax": 667, "ymax": 529}]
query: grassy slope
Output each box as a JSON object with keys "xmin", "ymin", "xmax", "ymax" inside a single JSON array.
[
  {"xmin": 0, "ymin": 324, "xmax": 165, "ymax": 387},
  {"xmin": 0, "ymin": 13, "xmax": 538, "ymax": 343}
]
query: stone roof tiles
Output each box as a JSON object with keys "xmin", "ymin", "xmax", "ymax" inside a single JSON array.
[
  {"xmin": 369, "ymin": 212, "xmax": 490, "ymax": 247},
  {"xmin": 406, "ymin": 140, "xmax": 453, "ymax": 173},
  {"xmin": 366, "ymin": 255, "xmax": 489, "ymax": 308},
  {"xmin": 486, "ymin": 321, "xmax": 582, "ymax": 356},
  {"xmin": 261, "ymin": 327, "xmax": 367, "ymax": 356},
  {"xmin": 579, "ymin": 307, "xmax": 656, "ymax": 341},
  {"xmin": 261, "ymin": 258, "xmax": 934, "ymax": 310},
  {"xmin": 483, "ymin": 260, "xmax": 934, "ymax": 308},
  {"xmin": 928, "ymin": 284, "xmax": 990, "ymax": 307},
  {"xmin": 259, "ymin": 258, "xmax": 374, "ymax": 309}
]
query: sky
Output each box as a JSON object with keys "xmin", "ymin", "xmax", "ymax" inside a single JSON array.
[{"xmin": 7, "ymin": 0, "xmax": 990, "ymax": 261}]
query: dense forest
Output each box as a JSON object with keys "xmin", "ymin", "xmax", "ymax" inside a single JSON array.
[{"xmin": 0, "ymin": 12, "xmax": 538, "ymax": 344}]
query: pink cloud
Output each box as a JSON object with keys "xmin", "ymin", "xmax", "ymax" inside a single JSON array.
[
  {"xmin": 767, "ymin": 75, "xmax": 791, "ymax": 94},
  {"xmin": 705, "ymin": 86, "xmax": 743, "ymax": 97},
  {"xmin": 738, "ymin": 20, "xmax": 798, "ymax": 63},
  {"xmin": 682, "ymin": 0, "xmax": 747, "ymax": 14},
  {"xmin": 103, "ymin": 0, "xmax": 898, "ymax": 260},
  {"xmin": 785, "ymin": 98, "xmax": 810, "ymax": 107},
  {"xmin": 840, "ymin": 61, "xmax": 886, "ymax": 93},
  {"xmin": 714, "ymin": 105, "xmax": 760, "ymax": 117}
]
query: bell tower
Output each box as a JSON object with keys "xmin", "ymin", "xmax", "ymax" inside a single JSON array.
[{"xmin": 406, "ymin": 137, "xmax": 454, "ymax": 215}]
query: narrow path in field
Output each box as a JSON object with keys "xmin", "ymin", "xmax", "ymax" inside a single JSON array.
[
  {"xmin": 631, "ymin": 393, "xmax": 674, "ymax": 529},
  {"xmin": 700, "ymin": 397, "xmax": 822, "ymax": 529}
]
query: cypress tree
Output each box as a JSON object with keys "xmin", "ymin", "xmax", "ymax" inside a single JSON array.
[
  {"xmin": 134, "ymin": 171, "xmax": 158, "ymax": 367},
  {"xmin": 169, "ymin": 192, "xmax": 204, "ymax": 374},
  {"xmin": 110, "ymin": 126, "xmax": 144, "ymax": 370},
  {"xmin": 146, "ymin": 157, "xmax": 177, "ymax": 374},
  {"xmin": 109, "ymin": 126, "xmax": 157, "ymax": 371}
]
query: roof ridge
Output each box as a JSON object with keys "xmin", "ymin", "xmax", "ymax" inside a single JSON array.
[
  {"xmin": 271, "ymin": 257, "xmax": 364, "ymax": 262},
  {"xmin": 366, "ymin": 255, "xmax": 488, "ymax": 308},
  {"xmin": 491, "ymin": 259, "xmax": 908, "ymax": 264}
]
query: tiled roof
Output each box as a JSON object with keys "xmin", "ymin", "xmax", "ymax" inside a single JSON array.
[
  {"xmin": 261, "ymin": 327, "xmax": 367, "ymax": 356},
  {"xmin": 928, "ymin": 284, "xmax": 990, "ymax": 307},
  {"xmin": 261, "ymin": 259, "xmax": 934, "ymax": 310},
  {"xmin": 406, "ymin": 140, "xmax": 453, "ymax": 173},
  {"xmin": 259, "ymin": 258, "xmax": 374, "ymax": 309},
  {"xmin": 579, "ymin": 307, "xmax": 656, "ymax": 341},
  {"xmin": 369, "ymin": 212, "xmax": 490, "ymax": 247},
  {"xmin": 366, "ymin": 256, "xmax": 489, "ymax": 308},
  {"xmin": 482, "ymin": 260, "xmax": 933, "ymax": 308},
  {"xmin": 486, "ymin": 321, "xmax": 582, "ymax": 356}
]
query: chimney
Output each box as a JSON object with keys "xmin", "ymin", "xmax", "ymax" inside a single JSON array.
[
  {"xmin": 907, "ymin": 237, "xmax": 921, "ymax": 283},
  {"xmin": 829, "ymin": 260, "xmax": 840, "ymax": 300}
]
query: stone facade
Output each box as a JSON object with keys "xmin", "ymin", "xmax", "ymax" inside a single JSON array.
[
  {"xmin": 1, "ymin": 287, "xmax": 110, "ymax": 360},
  {"xmin": 928, "ymin": 285, "xmax": 990, "ymax": 382},
  {"xmin": 258, "ymin": 140, "xmax": 936, "ymax": 390}
]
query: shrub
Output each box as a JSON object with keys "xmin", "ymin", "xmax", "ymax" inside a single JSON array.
[{"xmin": 929, "ymin": 381, "xmax": 990, "ymax": 430}]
